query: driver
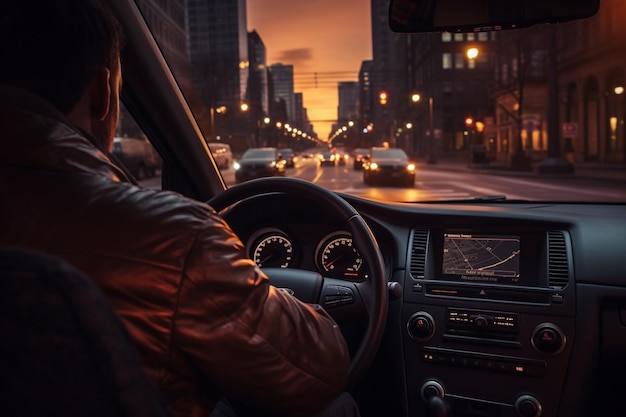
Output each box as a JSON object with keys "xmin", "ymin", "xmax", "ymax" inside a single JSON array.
[{"xmin": 0, "ymin": 1, "xmax": 359, "ymax": 416}]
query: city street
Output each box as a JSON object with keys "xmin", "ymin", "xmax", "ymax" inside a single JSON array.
[{"xmin": 141, "ymin": 155, "xmax": 626, "ymax": 203}]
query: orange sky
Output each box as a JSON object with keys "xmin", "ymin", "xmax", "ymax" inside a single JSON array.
[{"xmin": 247, "ymin": 0, "xmax": 372, "ymax": 139}]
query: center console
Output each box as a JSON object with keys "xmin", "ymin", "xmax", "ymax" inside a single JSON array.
[{"xmin": 402, "ymin": 228, "xmax": 575, "ymax": 417}]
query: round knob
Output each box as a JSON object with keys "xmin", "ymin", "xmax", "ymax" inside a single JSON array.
[
  {"xmin": 474, "ymin": 315, "xmax": 489, "ymax": 329},
  {"xmin": 420, "ymin": 380, "xmax": 444, "ymax": 402},
  {"xmin": 407, "ymin": 312, "xmax": 435, "ymax": 340},
  {"xmin": 515, "ymin": 394, "xmax": 542, "ymax": 417},
  {"xmin": 531, "ymin": 322, "xmax": 566, "ymax": 355}
]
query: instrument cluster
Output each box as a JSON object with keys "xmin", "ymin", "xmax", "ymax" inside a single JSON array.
[{"xmin": 245, "ymin": 227, "xmax": 367, "ymax": 280}]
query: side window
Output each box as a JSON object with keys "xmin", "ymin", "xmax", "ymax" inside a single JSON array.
[{"xmin": 114, "ymin": 103, "xmax": 162, "ymax": 189}]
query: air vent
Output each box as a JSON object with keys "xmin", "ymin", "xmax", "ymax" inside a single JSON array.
[
  {"xmin": 410, "ymin": 229, "xmax": 429, "ymax": 279},
  {"xmin": 547, "ymin": 231, "xmax": 569, "ymax": 289}
]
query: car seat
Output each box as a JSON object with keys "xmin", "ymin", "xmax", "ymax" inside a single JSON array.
[{"xmin": 0, "ymin": 247, "xmax": 174, "ymax": 417}]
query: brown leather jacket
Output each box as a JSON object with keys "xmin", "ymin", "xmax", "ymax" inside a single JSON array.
[{"xmin": 0, "ymin": 85, "xmax": 350, "ymax": 417}]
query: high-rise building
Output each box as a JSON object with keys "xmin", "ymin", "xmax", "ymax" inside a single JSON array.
[
  {"xmin": 247, "ymin": 30, "xmax": 269, "ymax": 118},
  {"xmin": 186, "ymin": 0, "xmax": 249, "ymax": 113},
  {"xmin": 359, "ymin": 60, "xmax": 374, "ymax": 133},
  {"xmin": 338, "ymin": 82, "xmax": 359, "ymax": 124},
  {"xmin": 269, "ymin": 64, "xmax": 295, "ymax": 125},
  {"xmin": 370, "ymin": 0, "xmax": 408, "ymax": 145}
]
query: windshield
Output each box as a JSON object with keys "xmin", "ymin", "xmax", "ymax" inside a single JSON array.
[
  {"xmin": 371, "ymin": 149, "xmax": 409, "ymax": 159},
  {"xmin": 130, "ymin": 0, "xmax": 625, "ymax": 203}
]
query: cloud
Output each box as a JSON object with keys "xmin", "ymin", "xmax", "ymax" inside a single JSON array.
[{"xmin": 274, "ymin": 48, "xmax": 313, "ymax": 65}]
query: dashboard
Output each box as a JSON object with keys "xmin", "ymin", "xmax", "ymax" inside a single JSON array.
[{"xmin": 220, "ymin": 191, "xmax": 626, "ymax": 417}]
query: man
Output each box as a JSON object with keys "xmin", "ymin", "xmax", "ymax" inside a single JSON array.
[{"xmin": 0, "ymin": 1, "xmax": 357, "ymax": 416}]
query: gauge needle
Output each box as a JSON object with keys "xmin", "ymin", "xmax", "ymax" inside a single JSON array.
[
  {"xmin": 260, "ymin": 254, "xmax": 274, "ymax": 264},
  {"xmin": 325, "ymin": 255, "xmax": 344, "ymax": 268}
]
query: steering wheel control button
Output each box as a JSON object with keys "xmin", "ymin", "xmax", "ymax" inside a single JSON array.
[
  {"xmin": 531, "ymin": 323, "xmax": 566, "ymax": 355},
  {"xmin": 407, "ymin": 311, "xmax": 435, "ymax": 340},
  {"xmin": 322, "ymin": 285, "xmax": 354, "ymax": 308}
]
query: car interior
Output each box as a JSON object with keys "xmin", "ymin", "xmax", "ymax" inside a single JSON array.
[{"xmin": 4, "ymin": 0, "xmax": 626, "ymax": 417}]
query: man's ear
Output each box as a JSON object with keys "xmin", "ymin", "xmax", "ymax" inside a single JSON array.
[{"xmin": 89, "ymin": 68, "xmax": 111, "ymax": 121}]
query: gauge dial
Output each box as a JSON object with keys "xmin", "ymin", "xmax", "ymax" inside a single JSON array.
[
  {"xmin": 249, "ymin": 229, "xmax": 293, "ymax": 268},
  {"xmin": 318, "ymin": 232, "xmax": 364, "ymax": 279}
]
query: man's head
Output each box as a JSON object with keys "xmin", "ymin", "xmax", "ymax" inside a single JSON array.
[{"xmin": 0, "ymin": 0, "xmax": 124, "ymax": 149}]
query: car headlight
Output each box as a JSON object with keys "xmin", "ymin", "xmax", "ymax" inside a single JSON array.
[
  {"xmin": 370, "ymin": 162, "xmax": 379, "ymax": 170},
  {"xmin": 269, "ymin": 161, "xmax": 276, "ymax": 168},
  {"xmin": 233, "ymin": 162, "xmax": 241, "ymax": 170},
  {"xmin": 407, "ymin": 163, "xmax": 416, "ymax": 172}
]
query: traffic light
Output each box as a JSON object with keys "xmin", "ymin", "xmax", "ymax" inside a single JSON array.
[
  {"xmin": 465, "ymin": 117, "xmax": 474, "ymax": 127},
  {"xmin": 379, "ymin": 90, "xmax": 388, "ymax": 106}
]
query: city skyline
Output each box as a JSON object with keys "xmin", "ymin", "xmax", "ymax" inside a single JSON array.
[{"xmin": 247, "ymin": 0, "xmax": 372, "ymax": 137}]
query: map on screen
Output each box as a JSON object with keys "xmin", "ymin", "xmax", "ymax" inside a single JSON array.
[{"xmin": 443, "ymin": 233, "xmax": 520, "ymax": 283}]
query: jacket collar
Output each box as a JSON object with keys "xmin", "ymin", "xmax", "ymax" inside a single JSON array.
[{"xmin": 0, "ymin": 84, "xmax": 132, "ymax": 183}]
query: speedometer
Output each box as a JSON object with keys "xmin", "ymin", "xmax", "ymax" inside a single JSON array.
[
  {"xmin": 248, "ymin": 228, "xmax": 293, "ymax": 268},
  {"xmin": 317, "ymin": 232, "xmax": 364, "ymax": 279}
]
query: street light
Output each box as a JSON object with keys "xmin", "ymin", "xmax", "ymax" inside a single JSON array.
[
  {"xmin": 410, "ymin": 92, "xmax": 436, "ymax": 164},
  {"xmin": 466, "ymin": 47, "xmax": 479, "ymax": 60}
]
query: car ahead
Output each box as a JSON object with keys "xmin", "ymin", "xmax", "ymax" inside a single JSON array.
[
  {"xmin": 9, "ymin": 1, "xmax": 626, "ymax": 417},
  {"xmin": 333, "ymin": 147, "xmax": 350, "ymax": 165},
  {"xmin": 362, "ymin": 147, "xmax": 415, "ymax": 187},
  {"xmin": 317, "ymin": 148, "xmax": 337, "ymax": 166},
  {"xmin": 112, "ymin": 136, "xmax": 161, "ymax": 180},
  {"xmin": 207, "ymin": 142, "xmax": 232, "ymax": 169},
  {"xmin": 233, "ymin": 147, "xmax": 286, "ymax": 183},
  {"xmin": 352, "ymin": 148, "xmax": 370, "ymax": 170},
  {"xmin": 278, "ymin": 148, "xmax": 295, "ymax": 167}
]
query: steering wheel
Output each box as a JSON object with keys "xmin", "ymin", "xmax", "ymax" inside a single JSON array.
[{"xmin": 207, "ymin": 177, "xmax": 388, "ymax": 388}]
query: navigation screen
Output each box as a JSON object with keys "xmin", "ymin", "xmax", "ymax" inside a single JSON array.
[{"xmin": 442, "ymin": 233, "xmax": 521, "ymax": 284}]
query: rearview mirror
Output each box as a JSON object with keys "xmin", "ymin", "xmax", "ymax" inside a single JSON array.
[{"xmin": 389, "ymin": 0, "xmax": 600, "ymax": 33}]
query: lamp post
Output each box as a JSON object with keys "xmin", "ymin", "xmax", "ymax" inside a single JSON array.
[{"xmin": 411, "ymin": 93, "xmax": 437, "ymax": 164}]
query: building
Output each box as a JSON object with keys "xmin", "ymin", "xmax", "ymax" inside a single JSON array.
[
  {"xmin": 557, "ymin": 0, "xmax": 625, "ymax": 164},
  {"xmin": 268, "ymin": 63, "xmax": 296, "ymax": 125},
  {"xmin": 370, "ymin": 0, "xmax": 408, "ymax": 146},
  {"xmin": 185, "ymin": 0, "xmax": 249, "ymax": 142},
  {"xmin": 247, "ymin": 30, "xmax": 269, "ymax": 118},
  {"xmin": 359, "ymin": 60, "xmax": 375, "ymax": 139}
]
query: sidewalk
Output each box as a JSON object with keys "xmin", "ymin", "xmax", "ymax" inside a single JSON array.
[{"xmin": 423, "ymin": 156, "xmax": 626, "ymax": 184}]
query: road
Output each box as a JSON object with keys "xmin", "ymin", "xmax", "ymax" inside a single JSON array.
[{"xmin": 140, "ymin": 156, "xmax": 626, "ymax": 203}]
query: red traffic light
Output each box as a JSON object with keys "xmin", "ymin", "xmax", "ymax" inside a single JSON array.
[{"xmin": 465, "ymin": 117, "xmax": 474, "ymax": 127}]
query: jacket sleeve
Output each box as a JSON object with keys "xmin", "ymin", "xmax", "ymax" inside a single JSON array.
[{"xmin": 170, "ymin": 210, "xmax": 351, "ymax": 416}]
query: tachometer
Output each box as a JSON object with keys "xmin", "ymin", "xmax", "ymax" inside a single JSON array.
[
  {"xmin": 248, "ymin": 228, "xmax": 293, "ymax": 268},
  {"xmin": 317, "ymin": 232, "xmax": 364, "ymax": 279}
]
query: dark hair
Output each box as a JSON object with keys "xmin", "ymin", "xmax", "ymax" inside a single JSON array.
[{"xmin": 0, "ymin": 0, "xmax": 123, "ymax": 114}]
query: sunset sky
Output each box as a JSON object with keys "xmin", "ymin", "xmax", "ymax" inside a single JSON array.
[{"xmin": 246, "ymin": 0, "xmax": 372, "ymax": 138}]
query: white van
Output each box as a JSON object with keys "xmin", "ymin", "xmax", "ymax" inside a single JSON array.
[{"xmin": 207, "ymin": 142, "xmax": 232, "ymax": 169}]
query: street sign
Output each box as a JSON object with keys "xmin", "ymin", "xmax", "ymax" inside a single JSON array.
[{"xmin": 563, "ymin": 122, "xmax": 578, "ymax": 138}]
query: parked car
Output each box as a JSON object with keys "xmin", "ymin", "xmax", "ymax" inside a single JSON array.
[
  {"xmin": 112, "ymin": 136, "xmax": 161, "ymax": 179},
  {"xmin": 207, "ymin": 142, "xmax": 232, "ymax": 169},
  {"xmin": 362, "ymin": 147, "xmax": 415, "ymax": 187},
  {"xmin": 278, "ymin": 147, "xmax": 295, "ymax": 167},
  {"xmin": 233, "ymin": 147, "xmax": 286, "ymax": 183},
  {"xmin": 352, "ymin": 148, "xmax": 370, "ymax": 170}
]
